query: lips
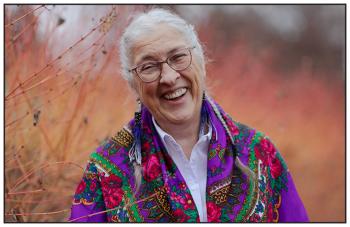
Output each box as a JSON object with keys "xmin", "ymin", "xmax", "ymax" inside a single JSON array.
[{"xmin": 163, "ymin": 88, "xmax": 187, "ymax": 100}]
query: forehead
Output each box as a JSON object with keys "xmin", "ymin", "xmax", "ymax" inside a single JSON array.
[{"xmin": 130, "ymin": 24, "xmax": 190, "ymax": 65}]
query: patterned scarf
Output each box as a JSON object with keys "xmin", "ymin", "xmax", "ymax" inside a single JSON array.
[{"xmin": 71, "ymin": 97, "xmax": 289, "ymax": 222}]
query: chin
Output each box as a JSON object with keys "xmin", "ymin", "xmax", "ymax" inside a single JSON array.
[{"xmin": 177, "ymin": 114, "xmax": 198, "ymax": 125}]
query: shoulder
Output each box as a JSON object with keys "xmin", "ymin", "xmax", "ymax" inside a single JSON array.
[
  {"xmin": 88, "ymin": 124, "xmax": 134, "ymax": 176},
  {"xmin": 233, "ymin": 120, "xmax": 289, "ymax": 190},
  {"xmin": 233, "ymin": 120, "xmax": 287, "ymax": 167}
]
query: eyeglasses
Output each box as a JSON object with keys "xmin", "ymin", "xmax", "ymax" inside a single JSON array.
[{"xmin": 129, "ymin": 46, "xmax": 195, "ymax": 83}]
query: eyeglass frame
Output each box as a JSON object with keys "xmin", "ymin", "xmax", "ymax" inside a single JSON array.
[{"xmin": 128, "ymin": 46, "xmax": 196, "ymax": 83}]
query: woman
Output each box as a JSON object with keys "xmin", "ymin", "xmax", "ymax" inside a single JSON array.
[{"xmin": 69, "ymin": 8, "xmax": 309, "ymax": 222}]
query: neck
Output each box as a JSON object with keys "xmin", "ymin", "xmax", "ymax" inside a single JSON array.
[{"xmin": 156, "ymin": 116, "xmax": 201, "ymax": 159}]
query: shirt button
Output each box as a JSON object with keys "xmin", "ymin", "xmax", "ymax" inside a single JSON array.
[{"xmin": 188, "ymin": 199, "xmax": 192, "ymax": 204}]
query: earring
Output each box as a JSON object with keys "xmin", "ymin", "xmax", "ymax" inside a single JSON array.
[
  {"xmin": 136, "ymin": 98, "xmax": 142, "ymax": 113},
  {"xmin": 199, "ymin": 91, "xmax": 208, "ymax": 135},
  {"xmin": 129, "ymin": 98, "xmax": 142, "ymax": 165}
]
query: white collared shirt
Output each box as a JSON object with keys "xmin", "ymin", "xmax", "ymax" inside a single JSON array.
[{"xmin": 152, "ymin": 117, "xmax": 212, "ymax": 222}]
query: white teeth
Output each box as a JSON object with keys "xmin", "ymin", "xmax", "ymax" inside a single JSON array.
[{"xmin": 164, "ymin": 88, "xmax": 187, "ymax": 100}]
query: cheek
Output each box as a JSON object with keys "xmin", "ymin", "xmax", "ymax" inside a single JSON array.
[
  {"xmin": 136, "ymin": 82, "xmax": 158, "ymax": 105},
  {"xmin": 190, "ymin": 66, "xmax": 205, "ymax": 92}
]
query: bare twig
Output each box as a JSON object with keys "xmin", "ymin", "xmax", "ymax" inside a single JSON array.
[
  {"xmin": 5, "ymin": 5, "xmax": 45, "ymax": 28},
  {"xmin": 6, "ymin": 9, "xmax": 44, "ymax": 49},
  {"xmin": 9, "ymin": 161, "xmax": 83, "ymax": 193},
  {"xmin": 7, "ymin": 189, "xmax": 46, "ymax": 195},
  {"xmin": 5, "ymin": 6, "xmax": 117, "ymax": 100},
  {"xmin": 5, "ymin": 209, "xmax": 70, "ymax": 216}
]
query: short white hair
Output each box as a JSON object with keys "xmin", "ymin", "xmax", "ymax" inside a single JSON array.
[{"xmin": 119, "ymin": 8, "xmax": 206, "ymax": 83}]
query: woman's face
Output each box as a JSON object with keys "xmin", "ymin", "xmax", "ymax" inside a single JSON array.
[{"xmin": 130, "ymin": 24, "xmax": 205, "ymax": 130}]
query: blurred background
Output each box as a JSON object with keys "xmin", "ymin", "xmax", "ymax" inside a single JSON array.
[{"xmin": 4, "ymin": 4, "xmax": 345, "ymax": 222}]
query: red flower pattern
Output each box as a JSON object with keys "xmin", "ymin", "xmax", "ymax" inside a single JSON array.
[
  {"xmin": 249, "ymin": 213, "xmax": 261, "ymax": 222},
  {"xmin": 142, "ymin": 141, "xmax": 150, "ymax": 151},
  {"xmin": 142, "ymin": 154, "xmax": 161, "ymax": 182},
  {"xmin": 270, "ymin": 157, "xmax": 282, "ymax": 179},
  {"xmin": 207, "ymin": 201, "xmax": 221, "ymax": 222},
  {"xmin": 254, "ymin": 138, "xmax": 282, "ymax": 178},
  {"xmin": 173, "ymin": 208, "xmax": 190, "ymax": 222},
  {"xmin": 71, "ymin": 106, "xmax": 290, "ymax": 222},
  {"xmin": 227, "ymin": 119, "xmax": 239, "ymax": 136},
  {"xmin": 101, "ymin": 174, "xmax": 124, "ymax": 209},
  {"xmin": 76, "ymin": 180, "xmax": 86, "ymax": 194},
  {"xmin": 180, "ymin": 181, "xmax": 187, "ymax": 190},
  {"xmin": 181, "ymin": 193, "xmax": 195, "ymax": 210},
  {"xmin": 267, "ymin": 203, "xmax": 274, "ymax": 222},
  {"xmin": 89, "ymin": 181, "xmax": 97, "ymax": 192}
]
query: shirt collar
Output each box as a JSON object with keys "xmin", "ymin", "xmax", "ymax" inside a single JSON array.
[{"xmin": 152, "ymin": 116, "xmax": 212, "ymax": 145}]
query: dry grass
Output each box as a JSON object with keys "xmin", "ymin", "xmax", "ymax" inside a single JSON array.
[
  {"xmin": 4, "ymin": 5, "xmax": 345, "ymax": 222},
  {"xmin": 5, "ymin": 5, "xmax": 140, "ymax": 222}
]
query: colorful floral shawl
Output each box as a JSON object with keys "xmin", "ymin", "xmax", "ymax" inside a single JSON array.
[{"xmin": 69, "ymin": 98, "xmax": 309, "ymax": 222}]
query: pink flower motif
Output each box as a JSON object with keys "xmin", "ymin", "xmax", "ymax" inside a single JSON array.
[
  {"xmin": 177, "ymin": 193, "xmax": 195, "ymax": 210},
  {"xmin": 173, "ymin": 208, "xmax": 190, "ymax": 222},
  {"xmin": 142, "ymin": 154, "xmax": 161, "ymax": 182},
  {"xmin": 170, "ymin": 192, "xmax": 177, "ymax": 199},
  {"xmin": 170, "ymin": 192, "xmax": 183, "ymax": 204},
  {"xmin": 207, "ymin": 201, "xmax": 221, "ymax": 222},
  {"xmin": 103, "ymin": 187, "xmax": 124, "ymax": 209},
  {"xmin": 101, "ymin": 174, "xmax": 124, "ymax": 209},
  {"xmin": 101, "ymin": 174, "xmax": 122, "ymax": 188},
  {"xmin": 215, "ymin": 144, "xmax": 222, "ymax": 153},
  {"xmin": 227, "ymin": 120, "xmax": 239, "ymax": 136},
  {"xmin": 89, "ymin": 180, "xmax": 97, "ymax": 192},
  {"xmin": 254, "ymin": 138, "xmax": 282, "ymax": 179},
  {"xmin": 179, "ymin": 181, "xmax": 187, "ymax": 190},
  {"xmin": 142, "ymin": 141, "xmax": 150, "ymax": 151},
  {"xmin": 270, "ymin": 157, "xmax": 282, "ymax": 179},
  {"xmin": 267, "ymin": 203, "xmax": 274, "ymax": 222},
  {"xmin": 76, "ymin": 180, "xmax": 86, "ymax": 194},
  {"xmin": 249, "ymin": 213, "xmax": 261, "ymax": 222},
  {"xmin": 260, "ymin": 138, "xmax": 276, "ymax": 157}
]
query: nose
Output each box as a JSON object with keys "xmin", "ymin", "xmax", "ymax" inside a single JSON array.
[{"xmin": 159, "ymin": 62, "xmax": 180, "ymax": 85}]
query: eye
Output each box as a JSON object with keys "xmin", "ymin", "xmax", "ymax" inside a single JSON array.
[
  {"xmin": 169, "ymin": 51, "xmax": 189, "ymax": 64},
  {"xmin": 170, "ymin": 53, "xmax": 187, "ymax": 62},
  {"xmin": 139, "ymin": 62, "xmax": 158, "ymax": 74}
]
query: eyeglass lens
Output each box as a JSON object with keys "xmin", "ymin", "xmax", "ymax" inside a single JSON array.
[{"xmin": 136, "ymin": 48, "xmax": 192, "ymax": 82}]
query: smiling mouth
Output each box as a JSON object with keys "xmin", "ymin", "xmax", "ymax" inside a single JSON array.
[{"xmin": 163, "ymin": 88, "xmax": 187, "ymax": 100}]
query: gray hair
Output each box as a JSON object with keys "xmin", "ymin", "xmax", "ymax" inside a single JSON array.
[{"xmin": 119, "ymin": 8, "xmax": 206, "ymax": 84}]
